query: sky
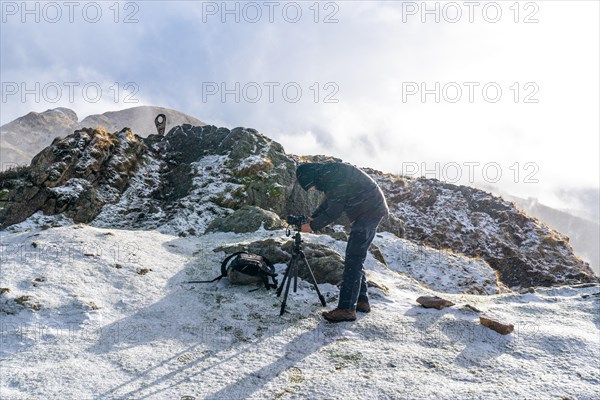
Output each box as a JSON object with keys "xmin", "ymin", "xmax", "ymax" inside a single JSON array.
[{"xmin": 1, "ymin": 0, "xmax": 599, "ymax": 212}]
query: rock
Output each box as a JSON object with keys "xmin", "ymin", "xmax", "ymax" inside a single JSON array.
[
  {"xmin": 416, "ymin": 295, "xmax": 455, "ymax": 310},
  {"xmin": 379, "ymin": 213, "xmax": 405, "ymax": 238},
  {"xmin": 463, "ymin": 304, "xmax": 483, "ymax": 313},
  {"xmin": 366, "ymin": 279, "xmax": 390, "ymax": 296},
  {"xmin": 519, "ymin": 287, "xmax": 536, "ymax": 294},
  {"xmin": 581, "ymin": 292, "xmax": 600, "ymax": 299},
  {"xmin": 369, "ymin": 243, "xmax": 387, "ymax": 266},
  {"xmin": 12, "ymin": 295, "xmax": 41, "ymax": 311},
  {"xmin": 137, "ymin": 268, "xmax": 152, "ymax": 275},
  {"xmin": 0, "ymin": 288, "xmax": 10, "ymax": 295},
  {"xmin": 570, "ymin": 283, "xmax": 599, "ymax": 289},
  {"xmin": 0, "ymin": 106, "xmax": 204, "ymax": 168},
  {"xmin": 0, "ymin": 127, "xmax": 147, "ymax": 228},
  {"xmin": 84, "ymin": 301, "xmax": 99, "ymax": 310},
  {"xmin": 479, "ymin": 316, "xmax": 514, "ymax": 335},
  {"xmin": 14, "ymin": 295, "xmax": 31, "ymax": 305},
  {"xmin": 205, "ymin": 205, "xmax": 283, "ymax": 234}
]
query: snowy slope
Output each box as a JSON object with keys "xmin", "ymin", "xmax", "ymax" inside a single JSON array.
[{"xmin": 1, "ymin": 218, "xmax": 598, "ymax": 400}]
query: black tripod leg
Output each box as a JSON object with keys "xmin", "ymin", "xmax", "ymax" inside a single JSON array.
[
  {"xmin": 293, "ymin": 257, "xmax": 299, "ymax": 293},
  {"xmin": 276, "ymin": 259, "xmax": 293, "ymax": 297},
  {"xmin": 280, "ymin": 257, "xmax": 296, "ymax": 315},
  {"xmin": 300, "ymin": 252, "xmax": 327, "ymax": 307}
]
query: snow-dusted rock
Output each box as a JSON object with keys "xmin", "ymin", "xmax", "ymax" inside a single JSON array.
[
  {"xmin": 369, "ymin": 171, "xmax": 597, "ymax": 288},
  {"xmin": 205, "ymin": 205, "xmax": 283, "ymax": 233},
  {"xmin": 416, "ymin": 295, "xmax": 455, "ymax": 309},
  {"xmin": 480, "ymin": 315, "xmax": 515, "ymax": 335}
]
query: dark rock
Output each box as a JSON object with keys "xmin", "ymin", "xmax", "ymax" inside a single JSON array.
[
  {"xmin": 0, "ymin": 106, "xmax": 204, "ymax": 168},
  {"xmin": 137, "ymin": 268, "xmax": 152, "ymax": 275},
  {"xmin": 369, "ymin": 243, "xmax": 387, "ymax": 266},
  {"xmin": 14, "ymin": 295, "xmax": 31, "ymax": 305},
  {"xmin": 463, "ymin": 304, "xmax": 482, "ymax": 313},
  {"xmin": 379, "ymin": 213, "xmax": 405, "ymax": 237},
  {"xmin": 416, "ymin": 295, "xmax": 455, "ymax": 310},
  {"xmin": 480, "ymin": 316, "xmax": 514, "ymax": 335},
  {"xmin": 581, "ymin": 292, "xmax": 600, "ymax": 299}
]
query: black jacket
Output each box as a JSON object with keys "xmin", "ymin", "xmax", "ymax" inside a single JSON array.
[{"xmin": 296, "ymin": 162, "xmax": 389, "ymax": 231}]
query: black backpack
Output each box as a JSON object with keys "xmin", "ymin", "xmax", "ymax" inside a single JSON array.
[{"xmin": 187, "ymin": 251, "xmax": 278, "ymax": 290}]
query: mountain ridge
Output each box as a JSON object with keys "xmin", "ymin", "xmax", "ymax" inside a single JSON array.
[
  {"xmin": 0, "ymin": 122, "xmax": 596, "ymax": 290},
  {"xmin": 0, "ymin": 106, "xmax": 205, "ymax": 168}
]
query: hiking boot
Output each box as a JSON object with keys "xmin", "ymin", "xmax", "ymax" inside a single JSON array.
[
  {"xmin": 322, "ymin": 308, "xmax": 356, "ymax": 323},
  {"xmin": 356, "ymin": 301, "xmax": 371, "ymax": 313}
]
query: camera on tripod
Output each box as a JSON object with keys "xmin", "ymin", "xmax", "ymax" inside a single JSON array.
[{"xmin": 285, "ymin": 215, "xmax": 308, "ymax": 231}]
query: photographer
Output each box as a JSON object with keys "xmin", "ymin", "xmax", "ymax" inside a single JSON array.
[{"xmin": 296, "ymin": 162, "xmax": 389, "ymax": 322}]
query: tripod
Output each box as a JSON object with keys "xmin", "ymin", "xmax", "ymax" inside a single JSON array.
[{"xmin": 276, "ymin": 228, "xmax": 326, "ymax": 316}]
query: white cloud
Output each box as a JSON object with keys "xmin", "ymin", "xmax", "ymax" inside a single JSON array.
[{"xmin": 1, "ymin": 0, "xmax": 598, "ymax": 208}]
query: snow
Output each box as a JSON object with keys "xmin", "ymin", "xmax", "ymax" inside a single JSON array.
[
  {"xmin": 0, "ymin": 222, "xmax": 598, "ymax": 399},
  {"xmin": 92, "ymin": 153, "xmax": 242, "ymax": 236},
  {"xmin": 373, "ymin": 232, "xmax": 503, "ymax": 295},
  {"xmin": 48, "ymin": 178, "xmax": 90, "ymax": 202}
]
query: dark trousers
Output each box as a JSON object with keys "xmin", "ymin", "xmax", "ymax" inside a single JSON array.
[{"xmin": 337, "ymin": 211, "xmax": 386, "ymax": 310}]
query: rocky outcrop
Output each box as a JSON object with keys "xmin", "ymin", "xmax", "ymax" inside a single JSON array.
[
  {"xmin": 0, "ymin": 127, "xmax": 146, "ymax": 226},
  {"xmin": 369, "ymin": 171, "xmax": 597, "ymax": 288},
  {"xmin": 0, "ymin": 120, "xmax": 596, "ymax": 289}
]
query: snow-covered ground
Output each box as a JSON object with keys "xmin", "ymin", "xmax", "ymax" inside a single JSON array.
[{"xmin": 0, "ymin": 220, "xmax": 598, "ymax": 399}]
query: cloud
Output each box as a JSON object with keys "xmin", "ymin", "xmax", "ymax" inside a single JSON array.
[{"xmin": 1, "ymin": 1, "xmax": 598, "ymax": 209}]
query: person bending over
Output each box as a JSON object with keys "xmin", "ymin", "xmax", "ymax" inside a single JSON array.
[{"xmin": 296, "ymin": 162, "xmax": 389, "ymax": 323}]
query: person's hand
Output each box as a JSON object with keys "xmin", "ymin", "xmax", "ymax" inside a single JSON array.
[{"xmin": 301, "ymin": 223, "xmax": 313, "ymax": 233}]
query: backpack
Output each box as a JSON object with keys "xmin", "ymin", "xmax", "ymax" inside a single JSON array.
[{"xmin": 187, "ymin": 251, "xmax": 278, "ymax": 290}]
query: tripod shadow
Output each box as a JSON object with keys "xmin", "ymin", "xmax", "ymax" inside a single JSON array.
[
  {"xmin": 87, "ymin": 232, "xmax": 333, "ymax": 399},
  {"xmin": 203, "ymin": 322, "xmax": 332, "ymax": 400}
]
